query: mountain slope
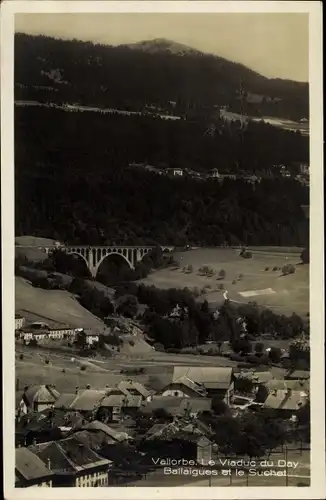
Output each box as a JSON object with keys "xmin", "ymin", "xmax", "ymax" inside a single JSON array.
[{"xmin": 14, "ymin": 33, "xmax": 308, "ymax": 120}]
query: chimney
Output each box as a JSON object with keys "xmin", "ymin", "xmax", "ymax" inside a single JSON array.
[
  {"xmin": 286, "ymin": 388, "xmax": 292, "ymax": 397},
  {"xmin": 75, "ymin": 386, "xmax": 79, "ymax": 394},
  {"xmin": 47, "ymin": 458, "xmax": 51, "ymax": 471}
]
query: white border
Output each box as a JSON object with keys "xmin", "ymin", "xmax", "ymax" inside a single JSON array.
[{"xmin": 1, "ymin": 2, "xmax": 324, "ymax": 499}]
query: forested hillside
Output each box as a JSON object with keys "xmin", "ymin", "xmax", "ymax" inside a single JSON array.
[
  {"xmin": 15, "ymin": 33, "xmax": 308, "ymax": 121},
  {"xmin": 15, "ymin": 108, "xmax": 308, "ymax": 247}
]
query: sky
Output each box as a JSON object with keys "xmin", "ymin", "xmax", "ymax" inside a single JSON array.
[{"xmin": 15, "ymin": 13, "xmax": 309, "ymax": 82}]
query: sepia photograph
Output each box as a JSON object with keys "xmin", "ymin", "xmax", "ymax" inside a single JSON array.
[{"xmin": 1, "ymin": 1, "xmax": 324, "ymax": 499}]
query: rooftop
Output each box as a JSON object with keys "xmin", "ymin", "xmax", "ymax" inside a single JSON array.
[
  {"xmin": 140, "ymin": 397, "xmax": 212, "ymax": 416},
  {"xmin": 23, "ymin": 385, "xmax": 60, "ymax": 407},
  {"xmin": 265, "ymin": 379, "xmax": 310, "ymax": 392},
  {"xmin": 16, "ymin": 447, "xmax": 53, "ymax": 481},
  {"xmin": 173, "ymin": 366, "xmax": 233, "ymax": 389},
  {"xmin": 264, "ymin": 389, "xmax": 309, "ymax": 411},
  {"xmin": 71, "ymin": 390, "xmax": 107, "ymax": 412},
  {"xmin": 30, "ymin": 436, "xmax": 110, "ymax": 473},
  {"xmin": 82, "ymin": 420, "xmax": 131, "ymax": 441},
  {"xmin": 100, "ymin": 394, "xmax": 142, "ymax": 408},
  {"xmin": 117, "ymin": 380, "xmax": 151, "ymax": 399}
]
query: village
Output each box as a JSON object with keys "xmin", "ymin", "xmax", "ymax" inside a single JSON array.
[{"xmin": 15, "ymin": 309, "xmax": 310, "ymax": 488}]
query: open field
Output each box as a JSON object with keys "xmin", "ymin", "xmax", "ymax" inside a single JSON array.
[
  {"xmin": 15, "ymin": 341, "xmax": 287, "ymax": 394},
  {"xmin": 141, "ymin": 248, "xmax": 309, "ymax": 316},
  {"xmin": 15, "ymin": 277, "xmax": 105, "ymax": 329}
]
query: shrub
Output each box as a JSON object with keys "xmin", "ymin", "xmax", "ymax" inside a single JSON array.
[
  {"xmin": 218, "ymin": 269, "xmax": 226, "ymax": 279},
  {"xmin": 181, "ymin": 347, "xmax": 198, "ymax": 355},
  {"xmin": 153, "ymin": 342, "xmax": 165, "ymax": 352},
  {"xmin": 241, "ymin": 251, "xmax": 252, "ymax": 259},
  {"xmin": 80, "ymin": 365, "xmax": 86, "ymax": 371},
  {"xmin": 282, "ymin": 263, "xmax": 296, "ymax": 275},
  {"xmin": 229, "ymin": 353, "xmax": 244, "ymax": 362},
  {"xmin": 238, "ymin": 274, "xmax": 243, "ymax": 280},
  {"xmin": 129, "ymin": 340, "xmax": 135, "ymax": 346},
  {"xmin": 62, "ymin": 368, "xmax": 66, "ymax": 373},
  {"xmin": 300, "ymin": 247, "xmax": 309, "ymax": 264},
  {"xmin": 19, "ymin": 354, "xmax": 24, "ymax": 360},
  {"xmin": 272, "ymin": 266, "xmax": 278, "ymax": 271},
  {"xmin": 265, "ymin": 267, "xmax": 269, "ymax": 271},
  {"xmin": 237, "ymin": 362, "xmax": 253, "ymax": 369},
  {"xmin": 166, "ymin": 347, "xmax": 181, "ymax": 354},
  {"xmin": 218, "ymin": 283, "xmax": 224, "ymax": 290},
  {"xmin": 246, "ymin": 354, "xmax": 261, "ymax": 365},
  {"xmin": 45, "ymin": 358, "xmax": 50, "ymax": 365},
  {"xmin": 232, "ymin": 280, "xmax": 237, "ymax": 285}
]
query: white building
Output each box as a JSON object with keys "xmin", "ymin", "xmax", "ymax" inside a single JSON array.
[{"xmin": 15, "ymin": 314, "xmax": 25, "ymax": 330}]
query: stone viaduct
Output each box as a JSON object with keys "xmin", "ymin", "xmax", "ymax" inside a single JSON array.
[{"xmin": 41, "ymin": 245, "xmax": 175, "ymax": 278}]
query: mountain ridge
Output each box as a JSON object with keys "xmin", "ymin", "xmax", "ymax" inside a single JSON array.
[
  {"xmin": 119, "ymin": 37, "xmax": 203, "ymax": 57},
  {"xmin": 15, "ymin": 32, "xmax": 309, "ymax": 121}
]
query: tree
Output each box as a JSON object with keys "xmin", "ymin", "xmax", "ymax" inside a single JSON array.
[
  {"xmin": 268, "ymin": 346, "xmax": 282, "ymax": 363},
  {"xmin": 212, "ymin": 415, "xmax": 241, "ymax": 455},
  {"xmin": 116, "ymin": 294, "xmax": 139, "ymax": 318},
  {"xmin": 211, "ymin": 397, "xmax": 228, "ymax": 415},
  {"xmin": 254, "ymin": 342, "xmax": 264, "ymax": 354},
  {"xmin": 152, "ymin": 408, "xmax": 171, "ymax": 421},
  {"xmin": 234, "ymin": 375, "xmax": 254, "ymax": 394}
]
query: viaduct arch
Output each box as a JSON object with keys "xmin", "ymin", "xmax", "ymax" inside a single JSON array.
[{"xmin": 41, "ymin": 245, "xmax": 175, "ymax": 278}]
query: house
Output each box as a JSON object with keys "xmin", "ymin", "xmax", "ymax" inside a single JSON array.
[
  {"xmin": 15, "ymin": 447, "xmax": 54, "ymax": 488},
  {"xmin": 99, "ymin": 394, "xmax": 142, "ymax": 421},
  {"xmin": 218, "ymin": 173, "xmax": 237, "ymax": 181},
  {"xmin": 81, "ymin": 420, "xmax": 131, "ymax": 443},
  {"xmin": 209, "ymin": 168, "xmax": 220, "ymax": 179},
  {"xmin": 263, "ymin": 388, "xmax": 309, "ymax": 418},
  {"xmin": 285, "ymin": 369, "xmax": 310, "ymax": 381},
  {"xmin": 142, "ymin": 424, "xmax": 212, "ymax": 465},
  {"xmin": 76, "ymin": 328, "xmax": 100, "ymax": 346},
  {"xmin": 117, "ymin": 380, "xmax": 151, "ymax": 400},
  {"xmin": 139, "ymin": 397, "xmax": 212, "ymax": 418},
  {"xmin": 40, "ymin": 408, "xmax": 84, "ymax": 433},
  {"xmin": 70, "ymin": 389, "xmax": 107, "ymax": 414},
  {"xmin": 30, "ymin": 436, "xmax": 111, "ymax": 487},
  {"xmin": 173, "ymin": 432, "xmax": 213, "ymax": 465},
  {"xmin": 166, "ymin": 167, "xmax": 183, "ymax": 177},
  {"xmin": 15, "ymin": 313, "xmax": 25, "ymax": 330},
  {"xmin": 157, "ymin": 376, "xmax": 207, "ymax": 398},
  {"xmin": 54, "ymin": 392, "xmax": 79, "ymax": 411},
  {"xmin": 47, "ymin": 324, "xmax": 77, "ymax": 340},
  {"xmin": 172, "ymin": 366, "xmax": 234, "ymax": 403},
  {"xmin": 15, "ymin": 408, "xmax": 78, "ymax": 447},
  {"xmin": 20, "ymin": 385, "xmax": 60, "ymax": 414},
  {"xmin": 19, "ymin": 328, "xmax": 48, "ymax": 342},
  {"xmin": 16, "ymin": 392, "xmax": 28, "ymax": 419}
]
